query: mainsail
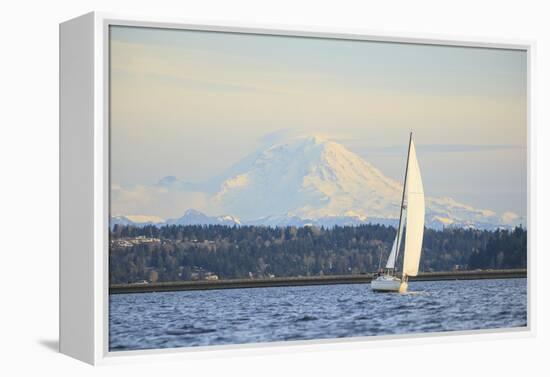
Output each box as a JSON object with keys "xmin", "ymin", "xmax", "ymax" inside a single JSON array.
[{"xmin": 402, "ymin": 140, "xmax": 425, "ymax": 277}]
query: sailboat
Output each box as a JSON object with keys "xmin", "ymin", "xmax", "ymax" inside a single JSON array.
[{"xmin": 371, "ymin": 132, "xmax": 425, "ymax": 293}]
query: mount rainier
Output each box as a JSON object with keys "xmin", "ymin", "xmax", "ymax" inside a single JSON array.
[{"xmin": 113, "ymin": 135, "xmax": 523, "ymax": 229}]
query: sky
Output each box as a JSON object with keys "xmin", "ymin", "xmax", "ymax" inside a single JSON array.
[{"xmin": 109, "ymin": 25, "xmax": 527, "ymax": 218}]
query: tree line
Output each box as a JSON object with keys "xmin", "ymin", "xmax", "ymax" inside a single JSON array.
[{"xmin": 109, "ymin": 224, "xmax": 527, "ymax": 284}]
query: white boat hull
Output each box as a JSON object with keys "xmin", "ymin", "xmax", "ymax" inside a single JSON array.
[{"xmin": 371, "ymin": 275, "xmax": 408, "ymax": 293}]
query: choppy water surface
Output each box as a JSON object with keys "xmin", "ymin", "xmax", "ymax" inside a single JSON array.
[{"xmin": 109, "ymin": 278, "xmax": 527, "ymax": 351}]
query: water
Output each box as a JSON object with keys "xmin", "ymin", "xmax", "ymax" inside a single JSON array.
[{"xmin": 109, "ymin": 278, "xmax": 527, "ymax": 351}]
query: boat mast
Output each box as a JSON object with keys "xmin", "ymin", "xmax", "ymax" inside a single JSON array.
[{"xmin": 392, "ymin": 132, "xmax": 413, "ymax": 274}]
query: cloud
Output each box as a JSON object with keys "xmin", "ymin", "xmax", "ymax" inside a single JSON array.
[{"xmin": 111, "ymin": 183, "xmax": 222, "ymax": 219}]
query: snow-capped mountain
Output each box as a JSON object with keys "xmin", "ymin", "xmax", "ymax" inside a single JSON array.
[
  {"xmin": 111, "ymin": 210, "xmax": 241, "ymax": 228},
  {"xmin": 165, "ymin": 209, "xmax": 241, "ymax": 226},
  {"xmin": 207, "ymin": 135, "xmax": 522, "ymax": 228},
  {"xmin": 115, "ymin": 134, "xmax": 524, "ymax": 229},
  {"xmin": 212, "ymin": 135, "xmax": 403, "ymax": 221},
  {"xmin": 111, "ymin": 215, "xmax": 165, "ymax": 227}
]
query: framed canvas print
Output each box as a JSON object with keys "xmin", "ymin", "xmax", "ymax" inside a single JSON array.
[{"xmin": 60, "ymin": 12, "xmax": 533, "ymax": 365}]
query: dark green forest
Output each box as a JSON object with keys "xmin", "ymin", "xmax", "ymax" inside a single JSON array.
[{"xmin": 109, "ymin": 224, "xmax": 527, "ymax": 284}]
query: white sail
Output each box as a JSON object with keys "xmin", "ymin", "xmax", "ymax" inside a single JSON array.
[
  {"xmin": 402, "ymin": 140, "xmax": 425, "ymax": 277},
  {"xmin": 385, "ymin": 217, "xmax": 404, "ymax": 269}
]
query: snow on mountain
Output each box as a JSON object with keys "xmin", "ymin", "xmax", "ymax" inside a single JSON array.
[
  {"xmin": 165, "ymin": 209, "xmax": 241, "ymax": 226},
  {"xmin": 213, "ymin": 135, "xmax": 403, "ymax": 221},
  {"xmin": 425, "ymin": 197, "xmax": 496, "ymax": 229},
  {"xmin": 116, "ymin": 134, "xmax": 523, "ymax": 229},
  {"xmin": 111, "ymin": 210, "xmax": 241, "ymax": 228}
]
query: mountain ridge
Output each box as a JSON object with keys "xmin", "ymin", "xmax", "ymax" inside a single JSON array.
[{"xmin": 110, "ymin": 208, "xmax": 523, "ymax": 230}]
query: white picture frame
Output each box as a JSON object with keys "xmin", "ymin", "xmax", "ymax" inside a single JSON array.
[{"xmin": 59, "ymin": 11, "xmax": 535, "ymax": 365}]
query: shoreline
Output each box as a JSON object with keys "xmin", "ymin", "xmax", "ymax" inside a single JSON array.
[{"xmin": 109, "ymin": 269, "xmax": 526, "ymax": 294}]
